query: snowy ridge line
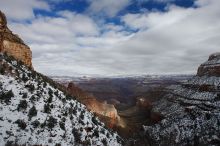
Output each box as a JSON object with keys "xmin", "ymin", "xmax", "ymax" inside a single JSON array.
[{"xmin": 0, "ymin": 53, "xmax": 122, "ymax": 146}]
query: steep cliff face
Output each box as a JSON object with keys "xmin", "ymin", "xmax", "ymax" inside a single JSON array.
[
  {"xmin": 67, "ymin": 82, "xmax": 120, "ymax": 128},
  {"xmin": 0, "ymin": 10, "xmax": 32, "ymax": 68},
  {"xmin": 197, "ymin": 53, "xmax": 220, "ymax": 77},
  {"xmin": 144, "ymin": 53, "xmax": 220, "ymax": 146}
]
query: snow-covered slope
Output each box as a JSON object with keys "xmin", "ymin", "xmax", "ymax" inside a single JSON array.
[
  {"xmin": 0, "ymin": 53, "xmax": 122, "ymax": 146},
  {"xmin": 144, "ymin": 53, "xmax": 220, "ymax": 146}
]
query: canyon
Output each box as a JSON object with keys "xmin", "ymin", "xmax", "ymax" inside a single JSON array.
[
  {"xmin": 66, "ymin": 82, "xmax": 121, "ymax": 128},
  {"xmin": 52, "ymin": 74, "xmax": 191, "ymax": 144},
  {"xmin": 1, "ymin": 8, "xmax": 219, "ymax": 146}
]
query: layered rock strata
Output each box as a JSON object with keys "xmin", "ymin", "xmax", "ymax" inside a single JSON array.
[
  {"xmin": 0, "ymin": 10, "xmax": 32, "ymax": 68},
  {"xmin": 67, "ymin": 82, "xmax": 120, "ymax": 128},
  {"xmin": 144, "ymin": 53, "xmax": 220, "ymax": 146}
]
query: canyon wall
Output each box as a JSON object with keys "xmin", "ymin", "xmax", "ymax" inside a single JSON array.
[
  {"xmin": 144, "ymin": 52, "xmax": 220, "ymax": 145},
  {"xmin": 67, "ymin": 82, "xmax": 120, "ymax": 128},
  {"xmin": 0, "ymin": 10, "xmax": 32, "ymax": 68},
  {"xmin": 197, "ymin": 53, "xmax": 220, "ymax": 77}
]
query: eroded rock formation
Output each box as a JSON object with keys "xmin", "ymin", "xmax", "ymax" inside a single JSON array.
[
  {"xmin": 144, "ymin": 53, "xmax": 220, "ymax": 146},
  {"xmin": 67, "ymin": 82, "xmax": 120, "ymax": 128},
  {"xmin": 0, "ymin": 10, "xmax": 32, "ymax": 68},
  {"xmin": 197, "ymin": 53, "xmax": 220, "ymax": 77}
]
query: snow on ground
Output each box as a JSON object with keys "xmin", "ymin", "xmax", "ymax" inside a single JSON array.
[{"xmin": 0, "ymin": 54, "xmax": 122, "ymax": 146}]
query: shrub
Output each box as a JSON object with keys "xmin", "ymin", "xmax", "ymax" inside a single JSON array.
[
  {"xmin": 40, "ymin": 120, "xmax": 46, "ymax": 128},
  {"xmin": 47, "ymin": 95, "xmax": 53, "ymax": 103},
  {"xmin": 17, "ymin": 100, "xmax": 28, "ymax": 111},
  {"xmin": 25, "ymin": 84, "xmax": 35, "ymax": 92},
  {"xmin": 31, "ymin": 120, "xmax": 40, "ymax": 128},
  {"xmin": 100, "ymin": 128, "xmax": 105, "ymax": 134},
  {"xmin": 50, "ymin": 104, "xmax": 54, "ymax": 109},
  {"xmin": 80, "ymin": 112, "xmax": 85, "ymax": 120},
  {"xmin": 47, "ymin": 116, "xmax": 57, "ymax": 129},
  {"xmin": 116, "ymin": 135, "xmax": 122, "ymax": 144},
  {"xmin": 102, "ymin": 138, "xmax": 108, "ymax": 146},
  {"xmin": 92, "ymin": 116, "xmax": 99, "ymax": 125},
  {"xmin": 21, "ymin": 74, "xmax": 28, "ymax": 82},
  {"xmin": 72, "ymin": 128, "xmax": 81, "ymax": 143},
  {"xmin": 43, "ymin": 82, "xmax": 47, "ymax": 88},
  {"xmin": 106, "ymin": 132, "xmax": 110, "ymax": 138},
  {"xmin": 30, "ymin": 95, "xmax": 36, "ymax": 103},
  {"xmin": 93, "ymin": 129, "xmax": 99, "ymax": 137},
  {"xmin": 0, "ymin": 66, "xmax": 5, "ymax": 75},
  {"xmin": 79, "ymin": 119, "xmax": 85, "ymax": 125},
  {"xmin": 54, "ymin": 90, "xmax": 59, "ymax": 96},
  {"xmin": 62, "ymin": 111, "xmax": 68, "ymax": 117},
  {"xmin": 32, "ymin": 71, "xmax": 37, "ymax": 79},
  {"xmin": 28, "ymin": 106, "xmax": 37, "ymax": 120},
  {"xmin": 0, "ymin": 90, "xmax": 14, "ymax": 104},
  {"xmin": 15, "ymin": 119, "xmax": 27, "ymax": 130},
  {"xmin": 22, "ymin": 93, "xmax": 28, "ymax": 99},
  {"xmin": 17, "ymin": 60, "xmax": 23, "ymax": 67},
  {"xmin": 27, "ymin": 73, "xmax": 31, "ymax": 78},
  {"xmin": 5, "ymin": 141, "xmax": 14, "ymax": 146},
  {"xmin": 59, "ymin": 121, "xmax": 65, "ymax": 131},
  {"xmin": 72, "ymin": 107, "xmax": 77, "ymax": 115},
  {"xmin": 70, "ymin": 115, "xmax": 73, "ymax": 120},
  {"xmin": 62, "ymin": 98, "xmax": 66, "ymax": 103},
  {"xmin": 48, "ymin": 88, "xmax": 53, "ymax": 98},
  {"xmin": 82, "ymin": 140, "xmax": 91, "ymax": 145},
  {"xmin": 44, "ymin": 103, "xmax": 51, "ymax": 113}
]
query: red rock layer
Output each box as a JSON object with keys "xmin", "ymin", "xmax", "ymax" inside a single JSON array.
[
  {"xmin": 0, "ymin": 10, "xmax": 32, "ymax": 68},
  {"xmin": 67, "ymin": 82, "xmax": 120, "ymax": 128}
]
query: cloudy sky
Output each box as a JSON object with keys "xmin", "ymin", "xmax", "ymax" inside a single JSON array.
[{"xmin": 0, "ymin": 0, "xmax": 220, "ymax": 76}]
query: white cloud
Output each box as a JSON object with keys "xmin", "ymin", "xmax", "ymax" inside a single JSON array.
[
  {"xmin": 87, "ymin": 0, "xmax": 131, "ymax": 17},
  {"xmin": 122, "ymin": 6, "xmax": 192, "ymax": 29},
  {"xmin": 8, "ymin": 10, "xmax": 131, "ymax": 76},
  {"xmin": 0, "ymin": 0, "xmax": 50, "ymax": 20},
  {"xmin": 58, "ymin": 11, "xmax": 100, "ymax": 36},
  {"xmin": 4, "ymin": 0, "xmax": 220, "ymax": 76}
]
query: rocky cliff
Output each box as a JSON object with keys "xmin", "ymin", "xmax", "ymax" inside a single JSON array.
[
  {"xmin": 67, "ymin": 82, "xmax": 121, "ymax": 128},
  {"xmin": 0, "ymin": 10, "xmax": 32, "ymax": 68},
  {"xmin": 144, "ymin": 53, "xmax": 220, "ymax": 146},
  {"xmin": 197, "ymin": 53, "xmax": 220, "ymax": 77}
]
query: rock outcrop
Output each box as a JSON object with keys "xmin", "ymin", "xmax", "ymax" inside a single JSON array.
[
  {"xmin": 0, "ymin": 10, "xmax": 32, "ymax": 68},
  {"xmin": 144, "ymin": 53, "xmax": 220, "ymax": 146},
  {"xmin": 197, "ymin": 53, "xmax": 220, "ymax": 77},
  {"xmin": 67, "ymin": 82, "xmax": 120, "ymax": 128}
]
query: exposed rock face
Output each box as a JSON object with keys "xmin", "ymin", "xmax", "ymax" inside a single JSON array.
[
  {"xmin": 67, "ymin": 82, "xmax": 120, "ymax": 128},
  {"xmin": 0, "ymin": 10, "xmax": 32, "ymax": 68},
  {"xmin": 144, "ymin": 53, "xmax": 220, "ymax": 146},
  {"xmin": 197, "ymin": 53, "xmax": 220, "ymax": 77}
]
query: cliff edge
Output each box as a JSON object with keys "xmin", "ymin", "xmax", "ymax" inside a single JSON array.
[
  {"xmin": 0, "ymin": 10, "xmax": 32, "ymax": 68},
  {"xmin": 144, "ymin": 53, "xmax": 220, "ymax": 146}
]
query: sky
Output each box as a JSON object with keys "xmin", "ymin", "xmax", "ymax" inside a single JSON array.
[{"xmin": 0, "ymin": 0, "xmax": 220, "ymax": 77}]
